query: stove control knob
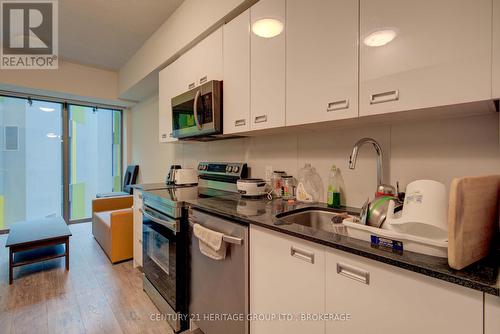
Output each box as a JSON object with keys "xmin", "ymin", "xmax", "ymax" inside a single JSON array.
[
  {"xmin": 226, "ymin": 166, "xmax": 232, "ymax": 172},
  {"xmin": 233, "ymin": 166, "xmax": 240, "ymax": 173}
]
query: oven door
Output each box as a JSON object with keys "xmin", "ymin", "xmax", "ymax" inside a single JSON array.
[
  {"xmin": 171, "ymin": 80, "xmax": 222, "ymax": 139},
  {"xmin": 142, "ymin": 205, "xmax": 182, "ymax": 311}
]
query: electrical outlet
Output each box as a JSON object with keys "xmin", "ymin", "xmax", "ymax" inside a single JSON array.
[{"xmin": 265, "ymin": 165, "xmax": 273, "ymax": 182}]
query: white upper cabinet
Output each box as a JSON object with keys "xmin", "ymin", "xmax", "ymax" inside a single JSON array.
[
  {"xmin": 325, "ymin": 249, "xmax": 483, "ymax": 334},
  {"xmin": 286, "ymin": 0, "xmax": 358, "ymax": 126},
  {"xmin": 250, "ymin": 225, "xmax": 325, "ymax": 334},
  {"xmin": 250, "ymin": 0, "xmax": 286, "ymax": 130},
  {"xmin": 223, "ymin": 9, "xmax": 251, "ymax": 134},
  {"xmin": 180, "ymin": 27, "xmax": 223, "ymax": 91},
  {"xmin": 360, "ymin": 0, "xmax": 492, "ymax": 116},
  {"xmin": 158, "ymin": 28, "xmax": 223, "ymax": 142},
  {"xmin": 494, "ymin": 0, "xmax": 500, "ymax": 99},
  {"xmin": 159, "ymin": 59, "xmax": 179, "ymax": 143},
  {"xmin": 193, "ymin": 27, "xmax": 223, "ymax": 86}
]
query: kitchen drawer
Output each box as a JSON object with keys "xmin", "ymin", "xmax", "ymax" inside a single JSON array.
[{"xmin": 325, "ymin": 248, "xmax": 483, "ymax": 333}]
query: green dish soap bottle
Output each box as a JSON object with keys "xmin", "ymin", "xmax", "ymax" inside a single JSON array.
[{"xmin": 327, "ymin": 165, "xmax": 341, "ymax": 209}]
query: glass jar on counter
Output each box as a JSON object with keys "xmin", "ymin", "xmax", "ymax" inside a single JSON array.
[
  {"xmin": 271, "ymin": 171, "xmax": 286, "ymax": 198},
  {"xmin": 281, "ymin": 175, "xmax": 295, "ymax": 200}
]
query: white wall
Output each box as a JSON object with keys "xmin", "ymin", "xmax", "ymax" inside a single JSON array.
[
  {"xmin": 129, "ymin": 94, "xmax": 182, "ymax": 183},
  {"xmin": 119, "ymin": 0, "xmax": 254, "ymax": 99},
  {"xmin": 130, "ymin": 94, "xmax": 500, "ymax": 207},
  {"xmin": 0, "ymin": 60, "xmax": 122, "ymax": 105}
]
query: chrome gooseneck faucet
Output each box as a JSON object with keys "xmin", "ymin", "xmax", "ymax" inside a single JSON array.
[{"xmin": 349, "ymin": 137, "xmax": 384, "ymax": 187}]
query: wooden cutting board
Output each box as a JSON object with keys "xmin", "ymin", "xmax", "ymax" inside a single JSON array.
[{"xmin": 448, "ymin": 175, "xmax": 500, "ymax": 270}]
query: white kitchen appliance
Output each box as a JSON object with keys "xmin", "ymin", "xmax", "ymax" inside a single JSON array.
[
  {"xmin": 386, "ymin": 180, "xmax": 448, "ymax": 240},
  {"xmin": 173, "ymin": 168, "xmax": 198, "ymax": 185},
  {"xmin": 237, "ymin": 178, "xmax": 267, "ymax": 197}
]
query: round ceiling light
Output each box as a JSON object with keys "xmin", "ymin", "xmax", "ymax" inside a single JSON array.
[
  {"xmin": 252, "ymin": 18, "xmax": 284, "ymax": 38},
  {"xmin": 363, "ymin": 29, "xmax": 397, "ymax": 47},
  {"xmin": 46, "ymin": 132, "xmax": 58, "ymax": 138}
]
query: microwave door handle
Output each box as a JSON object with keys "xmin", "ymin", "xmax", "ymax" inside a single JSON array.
[{"xmin": 193, "ymin": 90, "xmax": 202, "ymax": 130}]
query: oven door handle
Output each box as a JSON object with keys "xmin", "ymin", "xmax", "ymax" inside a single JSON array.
[
  {"xmin": 140, "ymin": 208, "xmax": 179, "ymax": 233},
  {"xmin": 193, "ymin": 90, "xmax": 202, "ymax": 130}
]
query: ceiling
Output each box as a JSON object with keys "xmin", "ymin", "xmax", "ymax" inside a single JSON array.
[{"xmin": 59, "ymin": 0, "xmax": 185, "ymax": 71}]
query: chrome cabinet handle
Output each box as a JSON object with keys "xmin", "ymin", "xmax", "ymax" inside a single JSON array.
[
  {"xmin": 327, "ymin": 99, "xmax": 349, "ymax": 112},
  {"xmin": 188, "ymin": 82, "xmax": 195, "ymax": 89},
  {"xmin": 140, "ymin": 208, "xmax": 179, "ymax": 233},
  {"xmin": 169, "ymin": 133, "xmax": 174, "ymax": 138},
  {"xmin": 337, "ymin": 262, "xmax": 370, "ymax": 285},
  {"xmin": 199, "ymin": 76, "xmax": 208, "ymax": 84},
  {"xmin": 193, "ymin": 90, "xmax": 202, "ymax": 130},
  {"xmin": 290, "ymin": 246, "xmax": 315, "ymax": 264},
  {"xmin": 161, "ymin": 134, "xmax": 167, "ymax": 139},
  {"xmin": 369, "ymin": 90, "xmax": 399, "ymax": 104},
  {"xmin": 235, "ymin": 119, "xmax": 246, "ymax": 127},
  {"xmin": 254, "ymin": 115, "xmax": 267, "ymax": 124}
]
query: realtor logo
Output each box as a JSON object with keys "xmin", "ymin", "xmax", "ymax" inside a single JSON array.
[{"xmin": 1, "ymin": 0, "xmax": 58, "ymax": 69}]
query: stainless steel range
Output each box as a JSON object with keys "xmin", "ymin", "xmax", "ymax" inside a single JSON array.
[
  {"xmin": 141, "ymin": 162, "xmax": 248, "ymax": 333},
  {"xmin": 142, "ymin": 185, "xmax": 198, "ymax": 332}
]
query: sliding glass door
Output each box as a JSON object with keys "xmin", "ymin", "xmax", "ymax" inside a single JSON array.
[
  {"xmin": 0, "ymin": 96, "xmax": 63, "ymax": 230},
  {"xmin": 68, "ymin": 105, "xmax": 122, "ymax": 221},
  {"xmin": 0, "ymin": 94, "xmax": 122, "ymax": 231}
]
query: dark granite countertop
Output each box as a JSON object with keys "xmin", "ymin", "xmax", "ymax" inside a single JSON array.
[{"xmin": 185, "ymin": 192, "xmax": 500, "ymax": 296}]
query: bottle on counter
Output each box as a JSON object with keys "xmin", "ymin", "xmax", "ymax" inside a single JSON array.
[
  {"xmin": 271, "ymin": 171, "xmax": 286, "ymax": 198},
  {"xmin": 281, "ymin": 175, "xmax": 295, "ymax": 200},
  {"xmin": 296, "ymin": 163, "xmax": 324, "ymax": 203},
  {"xmin": 327, "ymin": 165, "xmax": 342, "ymax": 209}
]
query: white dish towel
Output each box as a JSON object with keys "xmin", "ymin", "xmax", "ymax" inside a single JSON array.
[{"xmin": 193, "ymin": 223, "xmax": 227, "ymax": 260}]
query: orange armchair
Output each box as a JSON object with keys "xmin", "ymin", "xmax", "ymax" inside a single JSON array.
[{"xmin": 92, "ymin": 196, "xmax": 133, "ymax": 263}]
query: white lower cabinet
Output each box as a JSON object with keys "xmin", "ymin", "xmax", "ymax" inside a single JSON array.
[
  {"xmin": 250, "ymin": 225, "xmax": 325, "ymax": 334},
  {"xmin": 250, "ymin": 225, "xmax": 485, "ymax": 334},
  {"xmin": 325, "ymin": 249, "xmax": 483, "ymax": 334},
  {"xmin": 132, "ymin": 190, "xmax": 143, "ymax": 267},
  {"xmin": 485, "ymin": 294, "xmax": 500, "ymax": 334}
]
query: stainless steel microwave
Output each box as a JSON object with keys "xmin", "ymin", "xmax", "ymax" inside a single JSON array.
[{"xmin": 171, "ymin": 80, "xmax": 222, "ymax": 139}]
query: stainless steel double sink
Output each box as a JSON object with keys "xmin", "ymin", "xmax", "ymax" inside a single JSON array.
[{"xmin": 274, "ymin": 206, "xmax": 359, "ymax": 232}]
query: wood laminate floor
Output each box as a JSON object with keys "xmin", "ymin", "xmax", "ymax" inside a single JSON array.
[{"xmin": 0, "ymin": 222, "xmax": 174, "ymax": 334}]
